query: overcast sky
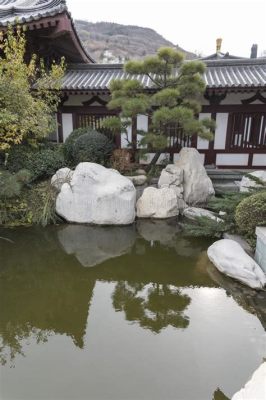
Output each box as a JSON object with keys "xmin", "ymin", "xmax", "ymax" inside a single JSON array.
[{"xmin": 67, "ymin": 0, "xmax": 266, "ymax": 57}]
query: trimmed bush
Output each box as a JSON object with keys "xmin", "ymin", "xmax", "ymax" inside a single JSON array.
[
  {"xmin": 235, "ymin": 191, "xmax": 266, "ymax": 238},
  {"xmin": 72, "ymin": 131, "xmax": 114, "ymax": 165},
  {"xmin": 28, "ymin": 149, "xmax": 65, "ymax": 180},
  {"xmin": 7, "ymin": 145, "xmax": 64, "ymax": 181},
  {"xmin": 63, "ymin": 127, "xmax": 93, "ymax": 163}
]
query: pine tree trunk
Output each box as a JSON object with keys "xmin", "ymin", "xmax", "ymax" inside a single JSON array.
[{"xmin": 146, "ymin": 149, "xmax": 163, "ymax": 172}]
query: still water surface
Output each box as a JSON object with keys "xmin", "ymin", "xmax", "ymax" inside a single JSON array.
[{"xmin": 0, "ymin": 221, "xmax": 265, "ymax": 400}]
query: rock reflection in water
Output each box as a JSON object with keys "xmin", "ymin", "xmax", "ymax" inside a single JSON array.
[
  {"xmin": 137, "ymin": 218, "xmax": 204, "ymax": 257},
  {"xmin": 206, "ymin": 256, "xmax": 266, "ymax": 331},
  {"xmin": 58, "ymin": 225, "xmax": 136, "ymax": 267}
]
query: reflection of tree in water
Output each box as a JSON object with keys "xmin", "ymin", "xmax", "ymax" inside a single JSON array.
[
  {"xmin": 0, "ymin": 227, "xmax": 95, "ymax": 366},
  {"xmin": 112, "ymin": 282, "xmax": 191, "ymax": 333},
  {"xmin": 0, "ymin": 325, "xmax": 51, "ymax": 367},
  {"xmin": 212, "ymin": 388, "xmax": 230, "ymax": 400}
]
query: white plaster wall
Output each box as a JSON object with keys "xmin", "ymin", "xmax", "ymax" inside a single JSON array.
[
  {"xmin": 137, "ymin": 114, "xmax": 148, "ymax": 149},
  {"xmin": 220, "ymin": 92, "xmax": 259, "ymax": 105},
  {"xmin": 197, "ymin": 113, "xmax": 211, "ymax": 149},
  {"xmin": 214, "ymin": 113, "xmax": 229, "ymax": 149},
  {"xmin": 216, "ymin": 154, "xmax": 249, "ymax": 166},
  {"xmin": 121, "ymin": 124, "xmax": 132, "ymax": 149},
  {"xmin": 252, "ymin": 154, "xmax": 266, "ymax": 167},
  {"xmin": 64, "ymin": 94, "xmax": 110, "ymax": 106},
  {"xmin": 62, "ymin": 114, "xmax": 73, "ymax": 141}
]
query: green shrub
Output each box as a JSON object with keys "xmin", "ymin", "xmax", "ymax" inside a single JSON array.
[
  {"xmin": 0, "ymin": 169, "xmax": 31, "ymax": 199},
  {"xmin": 7, "ymin": 145, "xmax": 34, "ymax": 173},
  {"xmin": 63, "ymin": 127, "xmax": 93, "ymax": 163},
  {"xmin": 182, "ymin": 216, "xmax": 229, "ymax": 239},
  {"xmin": 7, "ymin": 145, "xmax": 64, "ymax": 181},
  {"xmin": 235, "ymin": 191, "xmax": 266, "ymax": 239},
  {"xmin": 28, "ymin": 149, "xmax": 64, "ymax": 180},
  {"xmin": 72, "ymin": 132, "xmax": 114, "ymax": 165}
]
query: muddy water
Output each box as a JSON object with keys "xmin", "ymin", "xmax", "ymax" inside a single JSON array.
[{"xmin": 0, "ymin": 221, "xmax": 265, "ymax": 400}]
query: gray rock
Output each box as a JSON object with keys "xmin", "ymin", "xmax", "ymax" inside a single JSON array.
[
  {"xmin": 176, "ymin": 148, "xmax": 215, "ymax": 205},
  {"xmin": 240, "ymin": 170, "xmax": 266, "ymax": 192},
  {"xmin": 137, "ymin": 187, "xmax": 179, "ymax": 219},
  {"xmin": 184, "ymin": 207, "xmax": 223, "ymax": 222},
  {"xmin": 126, "ymin": 175, "xmax": 147, "ymax": 186}
]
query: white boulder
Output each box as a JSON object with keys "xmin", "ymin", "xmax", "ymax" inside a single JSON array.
[
  {"xmin": 232, "ymin": 362, "xmax": 266, "ymax": 400},
  {"xmin": 207, "ymin": 239, "xmax": 266, "ymax": 290},
  {"xmin": 137, "ymin": 187, "xmax": 179, "ymax": 219},
  {"xmin": 176, "ymin": 148, "xmax": 215, "ymax": 205},
  {"xmin": 158, "ymin": 164, "xmax": 184, "ymax": 198},
  {"xmin": 56, "ymin": 163, "xmax": 136, "ymax": 225},
  {"xmin": 240, "ymin": 170, "xmax": 266, "ymax": 192},
  {"xmin": 51, "ymin": 168, "xmax": 73, "ymax": 191},
  {"xmin": 126, "ymin": 175, "xmax": 147, "ymax": 186},
  {"xmin": 183, "ymin": 207, "xmax": 223, "ymax": 222}
]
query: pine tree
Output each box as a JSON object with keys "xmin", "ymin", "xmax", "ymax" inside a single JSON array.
[{"xmin": 103, "ymin": 47, "xmax": 215, "ymax": 166}]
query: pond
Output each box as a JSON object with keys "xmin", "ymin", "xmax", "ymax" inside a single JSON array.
[{"xmin": 0, "ymin": 221, "xmax": 265, "ymax": 400}]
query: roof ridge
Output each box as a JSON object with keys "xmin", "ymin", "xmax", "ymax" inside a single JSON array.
[{"xmin": 204, "ymin": 58, "xmax": 266, "ymax": 67}]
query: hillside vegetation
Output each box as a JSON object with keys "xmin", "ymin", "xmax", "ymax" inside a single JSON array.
[{"xmin": 75, "ymin": 20, "xmax": 196, "ymax": 63}]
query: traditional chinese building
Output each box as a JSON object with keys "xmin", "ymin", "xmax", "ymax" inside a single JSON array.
[{"xmin": 0, "ymin": 0, "xmax": 265, "ymax": 168}]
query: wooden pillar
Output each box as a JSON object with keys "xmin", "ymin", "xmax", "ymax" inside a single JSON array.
[
  {"xmin": 131, "ymin": 116, "xmax": 137, "ymax": 161},
  {"xmin": 57, "ymin": 112, "xmax": 63, "ymax": 143}
]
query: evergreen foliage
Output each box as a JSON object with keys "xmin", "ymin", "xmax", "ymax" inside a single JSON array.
[
  {"xmin": 235, "ymin": 191, "xmax": 266, "ymax": 239},
  {"xmin": 7, "ymin": 145, "xmax": 64, "ymax": 181},
  {"xmin": 0, "ymin": 169, "xmax": 31, "ymax": 199},
  {"xmin": 72, "ymin": 131, "xmax": 114, "ymax": 165},
  {"xmin": 182, "ymin": 216, "xmax": 228, "ymax": 239},
  {"xmin": 63, "ymin": 127, "xmax": 90, "ymax": 163},
  {"xmin": 102, "ymin": 47, "xmax": 215, "ymax": 165}
]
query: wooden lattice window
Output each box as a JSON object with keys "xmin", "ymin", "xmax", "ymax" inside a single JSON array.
[
  {"xmin": 165, "ymin": 124, "xmax": 192, "ymax": 149},
  {"xmin": 227, "ymin": 112, "xmax": 266, "ymax": 149},
  {"xmin": 76, "ymin": 114, "xmax": 116, "ymax": 142}
]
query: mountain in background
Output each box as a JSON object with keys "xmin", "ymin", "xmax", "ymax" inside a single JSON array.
[{"xmin": 75, "ymin": 20, "xmax": 196, "ymax": 63}]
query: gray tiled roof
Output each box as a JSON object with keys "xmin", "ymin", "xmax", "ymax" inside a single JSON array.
[
  {"xmin": 0, "ymin": 0, "xmax": 66, "ymax": 25},
  {"xmin": 61, "ymin": 58, "xmax": 266, "ymax": 91}
]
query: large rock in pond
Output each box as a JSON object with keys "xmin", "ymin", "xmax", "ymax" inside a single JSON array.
[
  {"xmin": 56, "ymin": 163, "xmax": 136, "ymax": 225},
  {"xmin": 176, "ymin": 148, "xmax": 215, "ymax": 205},
  {"xmin": 207, "ymin": 239, "xmax": 266, "ymax": 290},
  {"xmin": 232, "ymin": 362, "xmax": 266, "ymax": 400},
  {"xmin": 239, "ymin": 170, "xmax": 266, "ymax": 192},
  {"xmin": 137, "ymin": 187, "xmax": 179, "ymax": 219}
]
